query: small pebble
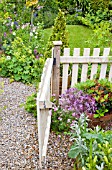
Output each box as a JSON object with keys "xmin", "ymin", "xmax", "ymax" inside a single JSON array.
[{"xmin": 0, "ymin": 77, "xmax": 74, "ymax": 169}]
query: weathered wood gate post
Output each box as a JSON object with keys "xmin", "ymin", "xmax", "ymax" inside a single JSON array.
[{"xmin": 52, "ymin": 41, "xmax": 62, "ymax": 100}]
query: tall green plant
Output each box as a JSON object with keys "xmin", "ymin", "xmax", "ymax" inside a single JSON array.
[
  {"xmin": 44, "ymin": 9, "xmax": 69, "ymax": 58},
  {"xmin": 68, "ymin": 114, "xmax": 112, "ymax": 169}
]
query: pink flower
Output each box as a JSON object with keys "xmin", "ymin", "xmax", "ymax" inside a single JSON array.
[
  {"xmin": 53, "ymin": 107, "xmax": 58, "ymax": 112},
  {"xmin": 52, "ymin": 94, "xmax": 56, "ymax": 97},
  {"xmin": 72, "ymin": 113, "xmax": 76, "ymax": 117},
  {"xmin": 58, "ymin": 117, "xmax": 62, "ymax": 121}
]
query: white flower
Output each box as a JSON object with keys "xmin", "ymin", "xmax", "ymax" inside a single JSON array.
[
  {"xmin": 33, "ymin": 29, "xmax": 36, "ymax": 33},
  {"xmin": 11, "ymin": 22, "xmax": 14, "ymax": 27},
  {"xmin": 6, "ymin": 56, "xmax": 11, "ymax": 60},
  {"xmin": 67, "ymin": 119, "xmax": 71, "ymax": 123},
  {"xmin": 35, "ymin": 32, "xmax": 38, "ymax": 35},
  {"xmin": 35, "ymin": 36, "xmax": 37, "ymax": 39},
  {"xmin": 30, "ymin": 32, "xmax": 33, "ymax": 36},
  {"xmin": 21, "ymin": 25, "xmax": 25, "ymax": 29},
  {"xmin": 12, "ymin": 32, "xmax": 16, "ymax": 36}
]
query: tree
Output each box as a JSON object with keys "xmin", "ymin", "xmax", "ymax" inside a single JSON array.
[{"xmin": 44, "ymin": 9, "xmax": 69, "ymax": 58}]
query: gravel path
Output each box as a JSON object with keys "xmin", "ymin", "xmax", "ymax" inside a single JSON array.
[{"xmin": 0, "ymin": 77, "xmax": 74, "ymax": 170}]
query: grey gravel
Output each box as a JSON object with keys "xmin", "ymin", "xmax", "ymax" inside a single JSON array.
[{"xmin": 0, "ymin": 77, "xmax": 74, "ymax": 170}]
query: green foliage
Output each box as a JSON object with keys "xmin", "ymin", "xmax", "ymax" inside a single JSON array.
[
  {"xmin": 56, "ymin": 0, "xmax": 76, "ymax": 13},
  {"xmin": 0, "ymin": 0, "xmax": 31, "ymax": 25},
  {"xmin": 87, "ymin": 21, "xmax": 112, "ymax": 54},
  {"xmin": 44, "ymin": 9, "xmax": 69, "ymax": 58},
  {"xmin": 37, "ymin": 10, "xmax": 57, "ymax": 28},
  {"xmin": 89, "ymin": 0, "xmax": 110, "ymax": 12},
  {"xmin": 16, "ymin": 22, "xmax": 45, "ymax": 54},
  {"xmin": 36, "ymin": 0, "xmax": 58, "ymax": 28},
  {"xmin": 0, "ymin": 1, "xmax": 45, "ymax": 85},
  {"xmin": 68, "ymin": 114, "xmax": 112, "ymax": 169},
  {"xmin": 66, "ymin": 13, "xmax": 82, "ymax": 25},
  {"xmin": 75, "ymin": 79, "xmax": 112, "ymax": 118},
  {"xmin": 74, "ymin": 0, "xmax": 90, "ymax": 16},
  {"xmin": 0, "ymin": 37, "xmax": 44, "ymax": 85},
  {"xmin": 78, "ymin": 8, "xmax": 111, "ymax": 28},
  {"xmin": 25, "ymin": 93, "xmax": 37, "ymax": 117},
  {"xmin": 50, "ymin": 95, "xmax": 73, "ymax": 133}
]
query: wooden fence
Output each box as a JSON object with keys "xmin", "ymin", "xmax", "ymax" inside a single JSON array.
[{"xmin": 37, "ymin": 41, "xmax": 112, "ymax": 167}]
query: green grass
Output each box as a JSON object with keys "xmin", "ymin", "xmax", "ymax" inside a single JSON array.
[{"xmin": 43, "ymin": 25, "xmax": 96, "ymax": 55}]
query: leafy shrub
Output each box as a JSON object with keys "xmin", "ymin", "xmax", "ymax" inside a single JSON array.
[
  {"xmin": 89, "ymin": 0, "xmax": 110, "ymax": 12},
  {"xmin": 87, "ymin": 21, "xmax": 112, "ymax": 54},
  {"xmin": 35, "ymin": 0, "xmax": 58, "ymax": 28},
  {"xmin": 75, "ymin": 79, "xmax": 112, "ymax": 118},
  {"xmin": 36, "ymin": 10, "xmax": 57, "ymax": 29},
  {"xmin": 0, "ymin": 0, "xmax": 31, "ymax": 26},
  {"xmin": 25, "ymin": 93, "xmax": 37, "ymax": 117},
  {"xmin": 0, "ymin": 37, "xmax": 44, "ymax": 85},
  {"xmin": 66, "ymin": 13, "xmax": 82, "ymax": 25},
  {"xmin": 68, "ymin": 113, "xmax": 112, "ymax": 169},
  {"xmin": 78, "ymin": 8, "xmax": 111, "ymax": 28}
]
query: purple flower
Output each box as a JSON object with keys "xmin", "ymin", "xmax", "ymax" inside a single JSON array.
[
  {"xmin": 59, "ymin": 87, "xmax": 97, "ymax": 118},
  {"xmin": 10, "ymin": 28, "xmax": 12, "ymax": 33},
  {"xmin": 4, "ymin": 32, "xmax": 7, "ymax": 37},
  {"xmin": 14, "ymin": 21, "xmax": 18, "ymax": 26},
  {"xmin": 35, "ymin": 55, "xmax": 39, "ymax": 59},
  {"xmin": 34, "ymin": 49, "xmax": 37, "ymax": 55},
  {"xmin": 34, "ymin": 13, "xmax": 37, "ymax": 17}
]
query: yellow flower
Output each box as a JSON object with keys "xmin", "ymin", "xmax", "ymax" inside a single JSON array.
[
  {"xmin": 28, "ymin": 50, "xmax": 32, "ymax": 54},
  {"xmin": 4, "ymin": 12, "xmax": 9, "ymax": 19},
  {"xmin": 26, "ymin": 0, "xmax": 38, "ymax": 7}
]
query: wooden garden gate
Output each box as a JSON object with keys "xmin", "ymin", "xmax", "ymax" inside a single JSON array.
[{"xmin": 37, "ymin": 41, "xmax": 112, "ymax": 167}]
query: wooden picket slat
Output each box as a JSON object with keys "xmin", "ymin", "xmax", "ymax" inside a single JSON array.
[
  {"xmin": 109, "ymin": 64, "xmax": 112, "ymax": 82},
  {"xmin": 71, "ymin": 48, "xmax": 80, "ymax": 86},
  {"xmin": 99, "ymin": 64, "xmax": 107, "ymax": 79},
  {"xmin": 42, "ymin": 111, "xmax": 51, "ymax": 158},
  {"xmin": 37, "ymin": 58, "xmax": 53, "ymax": 168},
  {"xmin": 40, "ymin": 59, "xmax": 53, "ymax": 100},
  {"xmin": 81, "ymin": 48, "xmax": 90, "ymax": 82},
  {"xmin": 62, "ymin": 48, "xmax": 70, "ymax": 94},
  {"xmin": 90, "ymin": 48, "xmax": 100, "ymax": 79},
  {"xmin": 103, "ymin": 48, "xmax": 110, "ymax": 56},
  {"xmin": 99, "ymin": 48, "xmax": 110, "ymax": 80}
]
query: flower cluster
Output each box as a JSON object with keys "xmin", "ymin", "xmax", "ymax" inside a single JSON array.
[
  {"xmin": 51, "ymin": 88, "xmax": 97, "ymax": 132},
  {"xmin": 33, "ymin": 48, "xmax": 40, "ymax": 59},
  {"xmin": 59, "ymin": 88, "xmax": 97, "ymax": 118},
  {"xmin": 26, "ymin": 0, "xmax": 38, "ymax": 8}
]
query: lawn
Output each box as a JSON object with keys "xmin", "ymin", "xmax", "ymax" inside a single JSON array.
[{"xmin": 43, "ymin": 25, "xmax": 96, "ymax": 55}]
